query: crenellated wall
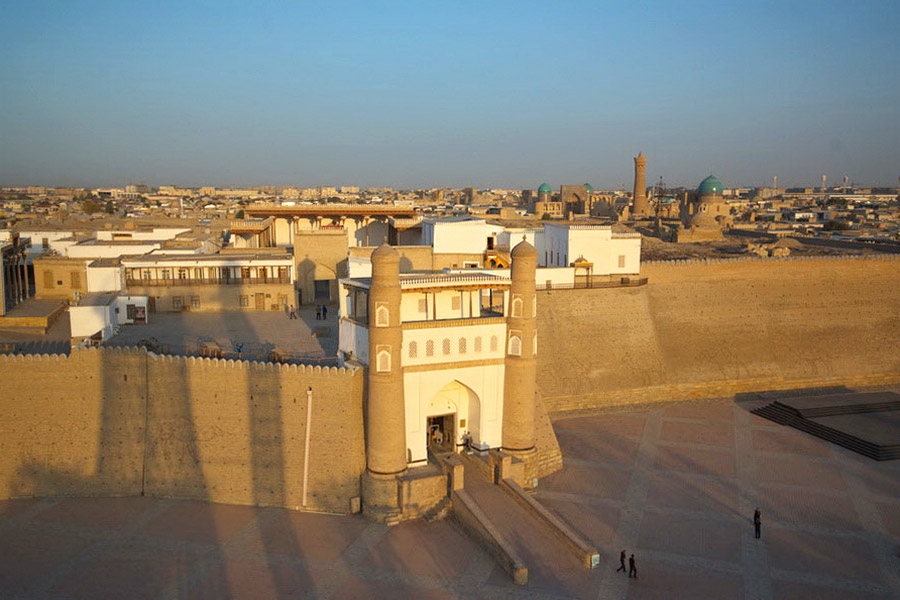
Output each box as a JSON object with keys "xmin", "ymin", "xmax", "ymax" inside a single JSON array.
[
  {"xmin": 538, "ymin": 254, "xmax": 900, "ymax": 414},
  {"xmin": 0, "ymin": 347, "xmax": 365, "ymax": 513}
]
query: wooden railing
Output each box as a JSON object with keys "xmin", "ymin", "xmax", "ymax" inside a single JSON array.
[{"xmin": 125, "ymin": 276, "xmax": 291, "ymax": 287}]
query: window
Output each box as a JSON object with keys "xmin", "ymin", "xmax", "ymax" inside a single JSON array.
[
  {"xmin": 508, "ymin": 334, "xmax": 522, "ymax": 356},
  {"xmin": 511, "ymin": 296, "xmax": 523, "ymax": 317},
  {"xmin": 70, "ymin": 272, "xmax": 81, "ymax": 289},
  {"xmin": 408, "ymin": 341, "xmax": 418, "ymax": 359},
  {"xmin": 126, "ymin": 304, "xmax": 136, "ymax": 320},
  {"xmin": 43, "ymin": 271, "xmax": 54, "ymax": 289},
  {"xmin": 376, "ymin": 347, "xmax": 391, "ymax": 372},
  {"xmin": 375, "ymin": 303, "xmax": 389, "ymax": 327},
  {"xmin": 42, "ymin": 237, "xmax": 49, "ymax": 249},
  {"xmin": 277, "ymin": 294, "xmax": 287, "ymax": 307},
  {"xmin": 191, "ymin": 296, "xmax": 200, "ymax": 309},
  {"xmin": 451, "ymin": 296, "xmax": 461, "ymax": 311},
  {"xmin": 474, "ymin": 336, "xmax": 482, "ymax": 353},
  {"xmin": 239, "ymin": 295, "xmax": 249, "ymax": 308},
  {"xmin": 241, "ymin": 267, "xmax": 251, "ymax": 279},
  {"xmin": 442, "ymin": 338, "xmax": 451, "ymax": 355},
  {"xmin": 426, "ymin": 340, "xmax": 434, "ymax": 357},
  {"xmin": 490, "ymin": 335, "xmax": 498, "ymax": 352},
  {"xmin": 172, "ymin": 296, "xmax": 183, "ymax": 309},
  {"xmin": 178, "ymin": 268, "xmax": 187, "ymax": 279},
  {"xmin": 418, "ymin": 298, "xmax": 427, "ymax": 313},
  {"xmin": 142, "ymin": 269, "xmax": 151, "ymax": 280},
  {"xmin": 161, "ymin": 269, "xmax": 171, "ymax": 280},
  {"xmin": 533, "ymin": 296, "xmax": 537, "ymax": 317},
  {"xmin": 458, "ymin": 338, "xmax": 466, "ymax": 354},
  {"xmin": 618, "ymin": 255, "xmax": 626, "ymax": 269},
  {"xmin": 533, "ymin": 334, "xmax": 538, "ymax": 356}
]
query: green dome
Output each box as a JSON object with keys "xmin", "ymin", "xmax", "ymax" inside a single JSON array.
[
  {"xmin": 538, "ymin": 183, "xmax": 552, "ymax": 194},
  {"xmin": 698, "ymin": 175, "xmax": 723, "ymax": 195},
  {"xmin": 584, "ymin": 183, "xmax": 594, "ymax": 193}
]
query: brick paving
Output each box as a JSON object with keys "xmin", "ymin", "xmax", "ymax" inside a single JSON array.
[{"xmin": 1, "ymin": 397, "xmax": 899, "ymax": 599}]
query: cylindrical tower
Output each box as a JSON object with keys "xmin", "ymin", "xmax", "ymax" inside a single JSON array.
[
  {"xmin": 633, "ymin": 152, "xmax": 649, "ymax": 217},
  {"xmin": 362, "ymin": 244, "xmax": 407, "ymax": 517},
  {"xmin": 502, "ymin": 238, "xmax": 538, "ymax": 456}
]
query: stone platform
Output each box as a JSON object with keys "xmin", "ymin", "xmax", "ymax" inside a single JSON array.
[{"xmin": 752, "ymin": 391, "xmax": 900, "ymax": 460}]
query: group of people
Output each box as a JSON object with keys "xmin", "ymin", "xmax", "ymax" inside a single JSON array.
[
  {"xmin": 283, "ymin": 304, "xmax": 330, "ymax": 320},
  {"xmin": 614, "ymin": 509, "xmax": 761, "ymax": 581}
]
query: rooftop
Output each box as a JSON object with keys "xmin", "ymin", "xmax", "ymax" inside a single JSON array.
[{"xmin": 342, "ymin": 272, "xmax": 511, "ymax": 291}]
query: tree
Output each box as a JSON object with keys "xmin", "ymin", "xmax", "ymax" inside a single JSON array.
[
  {"xmin": 235, "ymin": 209, "xmax": 245, "ymax": 219},
  {"xmin": 105, "ymin": 200, "xmax": 115, "ymax": 214},
  {"xmin": 81, "ymin": 199, "xmax": 101, "ymax": 214}
]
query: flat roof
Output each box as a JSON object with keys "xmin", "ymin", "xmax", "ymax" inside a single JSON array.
[
  {"xmin": 122, "ymin": 252, "xmax": 292, "ymax": 264},
  {"xmin": 342, "ymin": 272, "xmax": 510, "ymax": 291}
]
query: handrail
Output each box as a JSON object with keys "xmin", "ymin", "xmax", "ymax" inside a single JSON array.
[{"xmin": 125, "ymin": 276, "xmax": 291, "ymax": 286}]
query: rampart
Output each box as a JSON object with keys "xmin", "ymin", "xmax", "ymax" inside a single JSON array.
[
  {"xmin": 538, "ymin": 255, "xmax": 900, "ymax": 413},
  {"xmin": 0, "ymin": 347, "xmax": 365, "ymax": 512}
]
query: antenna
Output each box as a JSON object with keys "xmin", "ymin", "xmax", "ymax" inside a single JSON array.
[{"xmin": 772, "ymin": 175, "xmax": 778, "ymax": 189}]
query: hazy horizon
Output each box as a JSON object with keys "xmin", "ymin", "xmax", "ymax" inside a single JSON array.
[{"xmin": 2, "ymin": 1, "xmax": 898, "ymax": 190}]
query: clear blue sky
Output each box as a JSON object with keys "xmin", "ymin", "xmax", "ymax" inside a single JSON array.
[{"xmin": 2, "ymin": 0, "xmax": 898, "ymax": 189}]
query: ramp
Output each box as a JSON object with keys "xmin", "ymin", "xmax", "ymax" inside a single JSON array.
[{"xmin": 451, "ymin": 454, "xmax": 600, "ymax": 592}]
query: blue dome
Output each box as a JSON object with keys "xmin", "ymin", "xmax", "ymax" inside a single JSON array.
[
  {"xmin": 698, "ymin": 175, "xmax": 723, "ymax": 195},
  {"xmin": 538, "ymin": 183, "xmax": 552, "ymax": 194},
  {"xmin": 584, "ymin": 183, "xmax": 594, "ymax": 193}
]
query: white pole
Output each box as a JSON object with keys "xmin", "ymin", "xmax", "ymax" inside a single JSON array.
[{"xmin": 302, "ymin": 386, "xmax": 313, "ymax": 507}]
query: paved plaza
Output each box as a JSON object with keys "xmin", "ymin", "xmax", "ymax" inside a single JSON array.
[{"xmin": 2, "ymin": 397, "xmax": 899, "ymax": 599}]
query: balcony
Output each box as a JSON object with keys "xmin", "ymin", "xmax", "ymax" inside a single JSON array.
[{"xmin": 126, "ymin": 276, "xmax": 291, "ymax": 287}]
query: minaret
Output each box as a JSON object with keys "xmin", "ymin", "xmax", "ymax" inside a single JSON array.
[
  {"xmin": 502, "ymin": 238, "xmax": 538, "ymax": 460},
  {"xmin": 362, "ymin": 244, "xmax": 407, "ymax": 519},
  {"xmin": 632, "ymin": 152, "xmax": 649, "ymax": 217}
]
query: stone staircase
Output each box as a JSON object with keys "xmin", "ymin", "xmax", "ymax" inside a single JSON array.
[{"xmin": 752, "ymin": 400, "xmax": 900, "ymax": 461}]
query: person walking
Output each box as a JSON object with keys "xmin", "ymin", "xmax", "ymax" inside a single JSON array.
[
  {"xmin": 628, "ymin": 554, "xmax": 637, "ymax": 579},
  {"xmin": 288, "ymin": 305, "xmax": 296, "ymax": 319},
  {"xmin": 315, "ymin": 305, "xmax": 321, "ymax": 320},
  {"xmin": 322, "ymin": 305, "xmax": 328, "ymax": 320},
  {"xmin": 616, "ymin": 549, "xmax": 627, "ymax": 573},
  {"xmin": 754, "ymin": 508, "xmax": 762, "ymax": 539}
]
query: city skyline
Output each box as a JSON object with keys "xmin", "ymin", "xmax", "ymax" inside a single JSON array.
[{"xmin": 2, "ymin": 1, "xmax": 899, "ymax": 189}]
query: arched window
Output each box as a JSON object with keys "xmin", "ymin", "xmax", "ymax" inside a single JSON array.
[
  {"xmin": 511, "ymin": 296, "xmax": 523, "ymax": 318},
  {"xmin": 474, "ymin": 336, "xmax": 482, "ymax": 353},
  {"xmin": 377, "ymin": 349, "xmax": 391, "ymax": 372},
  {"xmin": 490, "ymin": 335, "xmax": 498, "ymax": 352},
  {"xmin": 442, "ymin": 338, "xmax": 451, "ymax": 355},
  {"xmin": 408, "ymin": 341, "xmax": 417, "ymax": 359},
  {"xmin": 508, "ymin": 335, "xmax": 522, "ymax": 356},
  {"xmin": 533, "ymin": 333, "xmax": 537, "ymax": 356},
  {"xmin": 532, "ymin": 296, "xmax": 537, "ymax": 317},
  {"xmin": 426, "ymin": 340, "xmax": 434, "ymax": 357},
  {"xmin": 458, "ymin": 338, "xmax": 466, "ymax": 354},
  {"xmin": 375, "ymin": 304, "xmax": 389, "ymax": 327}
]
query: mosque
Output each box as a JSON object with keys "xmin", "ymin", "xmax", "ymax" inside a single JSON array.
[{"xmin": 338, "ymin": 239, "xmax": 545, "ymax": 519}]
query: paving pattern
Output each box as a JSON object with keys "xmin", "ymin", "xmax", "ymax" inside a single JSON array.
[{"xmin": 1, "ymin": 398, "xmax": 899, "ymax": 599}]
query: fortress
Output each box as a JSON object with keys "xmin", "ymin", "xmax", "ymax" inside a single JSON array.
[{"xmin": 1, "ymin": 252, "xmax": 898, "ymax": 519}]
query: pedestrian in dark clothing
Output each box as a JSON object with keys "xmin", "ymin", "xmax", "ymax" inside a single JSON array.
[
  {"xmin": 316, "ymin": 306, "xmax": 321, "ymax": 320},
  {"xmin": 322, "ymin": 305, "xmax": 327, "ymax": 319},
  {"xmin": 616, "ymin": 549, "xmax": 627, "ymax": 573},
  {"xmin": 754, "ymin": 508, "xmax": 761, "ymax": 539},
  {"xmin": 628, "ymin": 554, "xmax": 637, "ymax": 579}
]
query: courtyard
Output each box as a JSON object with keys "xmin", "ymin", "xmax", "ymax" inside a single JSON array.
[{"xmin": 1, "ymin": 396, "xmax": 898, "ymax": 599}]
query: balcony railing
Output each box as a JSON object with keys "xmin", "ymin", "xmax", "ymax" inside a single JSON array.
[{"xmin": 126, "ymin": 276, "xmax": 291, "ymax": 287}]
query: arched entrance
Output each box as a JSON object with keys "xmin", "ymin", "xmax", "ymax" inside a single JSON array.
[{"xmin": 425, "ymin": 380, "xmax": 480, "ymax": 457}]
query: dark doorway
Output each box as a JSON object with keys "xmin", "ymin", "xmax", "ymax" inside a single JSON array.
[{"xmin": 427, "ymin": 414, "xmax": 455, "ymax": 456}]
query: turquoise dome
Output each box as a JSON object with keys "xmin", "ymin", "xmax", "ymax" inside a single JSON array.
[
  {"xmin": 584, "ymin": 183, "xmax": 594, "ymax": 193},
  {"xmin": 698, "ymin": 175, "xmax": 723, "ymax": 195},
  {"xmin": 538, "ymin": 183, "xmax": 552, "ymax": 194}
]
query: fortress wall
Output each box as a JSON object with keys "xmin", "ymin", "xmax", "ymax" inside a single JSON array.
[
  {"xmin": 0, "ymin": 348, "xmax": 366, "ymax": 513},
  {"xmin": 538, "ymin": 255, "xmax": 900, "ymax": 413},
  {"xmin": 0, "ymin": 347, "xmax": 148, "ymax": 499}
]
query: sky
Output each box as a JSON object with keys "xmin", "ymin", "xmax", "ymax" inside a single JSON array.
[{"xmin": 1, "ymin": 0, "xmax": 899, "ymax": 190}]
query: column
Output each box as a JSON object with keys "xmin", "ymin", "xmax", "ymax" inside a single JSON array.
[
  {"xmin": 362, "ymin": 244, "xmax": 407, "ymax": 519},
  {"xmin": 502, "ymin": 238, "xmax": 538, "ymax": 455}
]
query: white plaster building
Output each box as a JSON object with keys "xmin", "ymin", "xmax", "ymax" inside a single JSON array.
[
  {"xmin": 541, "ymin": 224, "xmax": 641, "ymax": 274},
  {"xmin": 339, "ymin": 271, "xmax": 515, "ymax": 465}
]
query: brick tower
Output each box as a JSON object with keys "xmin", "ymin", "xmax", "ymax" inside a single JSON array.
[
  {"xmin": 501, "ymin": 238, "xmax": 538, "ymax": 461},
  {"xmin": 632, "ymin": 152, "xmax": 649, "ymax": 217},
  {"xmin": 361, "ymin": 244, "xmax": 407, "ymax": 519}
]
